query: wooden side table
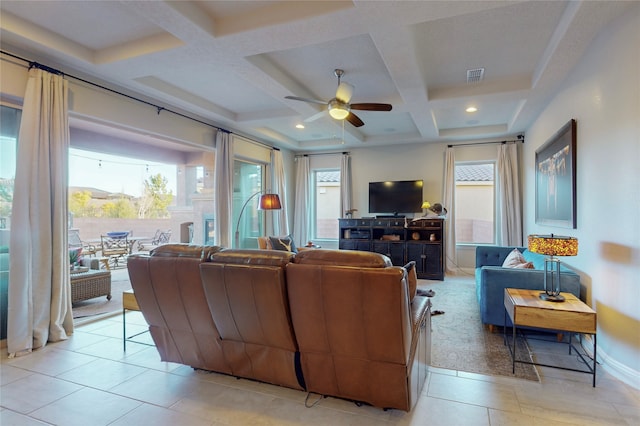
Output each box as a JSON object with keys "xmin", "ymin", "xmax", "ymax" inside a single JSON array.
[{"xmin": 504, "ymin": 288, "xmax": 597, "ymax": 386}]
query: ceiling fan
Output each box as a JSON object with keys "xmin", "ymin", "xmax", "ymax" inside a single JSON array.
[{"xmin": 285, "ymin": 69, "xmax": 392, "ymax": 127}]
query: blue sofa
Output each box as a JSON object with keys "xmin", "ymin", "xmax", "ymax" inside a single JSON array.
[{"xmin": 475, "ymin": 246, "xmax": 581, "ymax": 329}]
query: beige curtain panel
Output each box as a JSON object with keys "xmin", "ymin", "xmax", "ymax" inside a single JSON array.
[{"xmin": 8, "ymin": 67, "xmax": 73, "ymax": 356}]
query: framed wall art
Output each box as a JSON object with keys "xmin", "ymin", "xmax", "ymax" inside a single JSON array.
[{"xmin": 535, "ymin": 119, "xmax": 577, "ymax": 228}]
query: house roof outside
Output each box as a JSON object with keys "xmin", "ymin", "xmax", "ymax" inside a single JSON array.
[
  {"xmin": 316, "ymin": 171, "xmax": 340, "ymax": 183},
  {"xmin": 456, "ymin": 164, "xmax": 494, "ymax": 182}
]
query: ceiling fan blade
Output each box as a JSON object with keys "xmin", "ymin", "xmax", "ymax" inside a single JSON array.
[
  {"xmin": 350, "ymin": 103, "xmax": 393, "ymax": 111},
  {"xmin": 285, "ymin": 95, "xmax": 327, "ymax": 105},
  {"xmin": 345, "ymin": 112, "xmax": 364, "ymax": 127},
  {"xmin": 335, "ymin": 82, "xmax": 354, "ymax": 103},
  {"xmin": 304, "ymin": 111, "xmax": 326, "ymax": 123}
]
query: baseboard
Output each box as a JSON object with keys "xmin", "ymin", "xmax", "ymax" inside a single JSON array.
[{"xmin": 581, "ymin": 335, "xmax": 640, "ymax": 390}]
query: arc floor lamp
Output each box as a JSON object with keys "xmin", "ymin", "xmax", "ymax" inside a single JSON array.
[{"xmin": 234, "ymin": 190, "xmax": 281, "ymax": 248}]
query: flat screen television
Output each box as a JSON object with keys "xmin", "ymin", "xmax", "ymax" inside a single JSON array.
[{"xmin": 369, "ymin": 180, "xmax": 423, "ymax": 215}]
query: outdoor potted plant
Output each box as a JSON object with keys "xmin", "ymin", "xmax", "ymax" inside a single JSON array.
[{"xmin": 69, "ymin": 248, "xmax": 82, "ymax": 270}]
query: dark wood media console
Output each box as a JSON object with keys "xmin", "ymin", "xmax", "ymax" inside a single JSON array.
[{"xmin": 338, "ymin": 218, "xmax": 445, "ymax": 280}]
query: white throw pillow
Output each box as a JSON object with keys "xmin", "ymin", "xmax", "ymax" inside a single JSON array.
[{"xmin": 502, "ymin": 248, "xmax": 526, "ymax": 268}]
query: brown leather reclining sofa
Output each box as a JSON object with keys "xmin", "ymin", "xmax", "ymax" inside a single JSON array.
[
  {"xmin": 127, "ymin": 244, "xmax": 431, "ymax": 411},
  {"xmin": 127, "ymin": 244, "xmax": 232, "ymax": 374}
]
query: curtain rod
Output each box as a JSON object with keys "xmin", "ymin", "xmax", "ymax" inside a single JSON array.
[
  {"xmin": 1, "ymin": 50, "xmax": 229, "ymax": 133},
  {"xmin": 295, "ymin": 151, "xmax": 350, "ymax": 158},
  {"xmin": 448, "ymin": 136, "xmax": 524, "ymax": 148}
]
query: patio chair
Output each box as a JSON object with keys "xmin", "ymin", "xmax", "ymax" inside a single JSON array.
[
  {"xmin": 137, "ymin": 229, "xmax": 172, "ymax": 252},
  {"xmin": 68, "ymin": 229, "xmax": 98, "ymax": 257},
  {"xmin": 101, "ymin": 235, "xmax": 129, "ymax": 268}
]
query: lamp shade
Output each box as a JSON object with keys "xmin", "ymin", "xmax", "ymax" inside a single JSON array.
[
  {"xmin": 258, "ymin": 193, "xmax": 282, "ymax": 210},
  {"xmin": 528, "ymin": 234, "xmax": 578, "ymax": 256},
  {"xmin": 421, "ymin": 201, "xmax": 431, "ymax": 209}
]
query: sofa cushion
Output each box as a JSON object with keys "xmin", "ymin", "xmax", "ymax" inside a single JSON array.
[
  {"xmin": 210, "ymin": 249, "xmax": 294, "ymax": 267},
  {"xmin": 293, "ymin": 249, "xmax": 392, "ymax": 267},
  {"xmin": 268, "ymin": 235, "xmax": 297, "ymax": 253},
  {"xmin": 257, "ymin": 236, "xmax": 272, "ymax": 250},
  {"xmin": 522, "ymin": 249, "xmax": 578, "ymax": 273},
  {"xmin": 522, "ymin": 249, "xmax": 546, "ymax": 270},
  {"xmin": 502, "ymin": 248, "xmax": 527, "ymax": 268},
  {"xmin": 150, "ymin": 243, "xmax": 222, "ymax": 260}
]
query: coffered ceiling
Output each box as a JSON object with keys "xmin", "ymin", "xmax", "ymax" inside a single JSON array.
[{"xmin": 0, "ymin": 1, "xmax": 632, "ymax": 152}]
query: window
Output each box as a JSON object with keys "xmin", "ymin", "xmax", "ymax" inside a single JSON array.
[
  {"xmin": 311, "ymin": 169, "xmax": 340, "ymax": 241},
  {"xmin": 0, "ymin": 104, "xmax": 21, "ymax": 340},
  {"xmin": 233, "ymin": 160, "xmax": 265, "ymax": 248},
  {"xmin": 455, "ymin": 162, "xmax": 495, "ymax": 244},
  {"xmin": 0, "ymin": 106, "xmax": 20, "ymax": 229}
]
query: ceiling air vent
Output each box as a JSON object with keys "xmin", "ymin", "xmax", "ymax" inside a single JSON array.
[{"xmin": 466, "ymin": 68, "xmax": 485, "ymax": 83}]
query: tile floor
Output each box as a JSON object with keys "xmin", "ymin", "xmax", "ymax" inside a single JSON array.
[{"xmin": 1, "ymin": 311, "xmax": 638, "ymax": 425}]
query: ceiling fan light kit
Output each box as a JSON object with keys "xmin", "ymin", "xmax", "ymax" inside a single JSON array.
[
  {"xmin": 328, "ymin": 99, "xmax": 350, "ymax": 119},
  {"xmin": 285, "ymin": 68, "xmax": 392, "ymax": 128}
]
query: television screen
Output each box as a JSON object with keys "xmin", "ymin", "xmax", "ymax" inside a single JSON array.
[{"xmin": 369, "ymin": 180, "xmax": 423, "ymax": 215}]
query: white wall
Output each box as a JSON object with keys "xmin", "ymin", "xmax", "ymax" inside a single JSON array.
[
  {"xmin": 523, "ymin": 6, "xmax": 639, "ymax": 387},
  {"xmin": 349, "ymin": 143, "xmax": 446, "ymax": 216},
  {"xmin": 1, "ymin": 59, "xmax": 217, "ymax": 150},
  {"xmin": 348, "ymin": 140, "xmax": 506, "ymax": 270}
]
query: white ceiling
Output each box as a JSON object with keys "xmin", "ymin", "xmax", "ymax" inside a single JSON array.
[{"xmin": 0, "ymin": 1, "xmax": 633, "ymax": 152}]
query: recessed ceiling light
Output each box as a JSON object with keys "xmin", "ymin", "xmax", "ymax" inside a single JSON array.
[
  {"xmin": 295, "ymin": 124, "xmax": 305, "ymax": 129},
  {"xmin": 466, "ymin": 106, "xmax": 478, "ymax": 113}
]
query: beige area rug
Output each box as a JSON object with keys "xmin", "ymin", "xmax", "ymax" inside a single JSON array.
[
  {"xmin": 421, "ymin": 275, "xmax": 540, "ymax": 381},
  {"xmin": 72, "ymin": 266, "xmax": 132, "ymax": 321}
]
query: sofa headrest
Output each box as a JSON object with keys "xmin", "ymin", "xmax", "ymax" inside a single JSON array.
[
  {"xmin": 210, "ymin": 249, "xmax": 294, "ymax": 267},
  {"xmin": 293, "ymin": 249, "xmax": 392, "ymax": 267},
  {"xmin": 150, "ymin": 243, "xmax": 223, "ymax": 260}
]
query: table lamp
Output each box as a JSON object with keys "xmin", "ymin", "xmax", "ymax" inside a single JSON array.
[
  {"xmin": 527, "ymin": 234, "xmax": 578, "ymax": 302},
  {"xmin": 421, "ymin": 201, "xmax": 431, "ymax": 215}
]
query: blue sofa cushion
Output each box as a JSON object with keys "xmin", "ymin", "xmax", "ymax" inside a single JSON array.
[
  {"xmin": 522, "ymin": 249, "xmax": 577, "ymax": 273},
  {"xmin": 521, "ymin": 249, "xmax": 545, "ymax": 270}
]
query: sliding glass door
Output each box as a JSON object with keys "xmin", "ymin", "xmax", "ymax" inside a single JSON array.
[
  {"xmin": 0, "ymin": 105, "xmax": 21, "ymax": 340},
  {"xmin": 233, "ymin": 160, "xmax": 265, "ymax": 248}
]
